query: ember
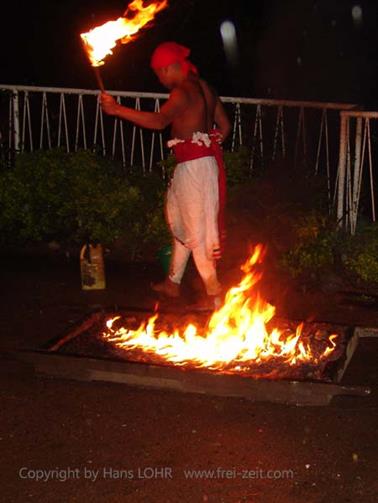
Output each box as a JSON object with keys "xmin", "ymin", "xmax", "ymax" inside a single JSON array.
[
  {"xmin": 80, "ymin": 0, "xmax": 169, "ymax": 67},
  {"xmin": 102, "ymin": 245, "xmax": 340, "ymax": 379}
]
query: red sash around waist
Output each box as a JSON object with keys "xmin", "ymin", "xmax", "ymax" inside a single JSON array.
[{"xmin": 172, "ymin": 141, "xmax": 214, "ymax": 164}]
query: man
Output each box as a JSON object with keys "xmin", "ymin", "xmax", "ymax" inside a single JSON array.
[{"xmin": 101, "ymin": 42, "xmax": 231, "ymax": 308}]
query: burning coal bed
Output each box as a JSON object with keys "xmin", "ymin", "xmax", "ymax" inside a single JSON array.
[
  {"xmin": 57, "ymin": 246, "xmax": 352, "ymax": 383},
  {"xmin": 57, "ymin": 310, "xmax": 349, "ymax": 382}
]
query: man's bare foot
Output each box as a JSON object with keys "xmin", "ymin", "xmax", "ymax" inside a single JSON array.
[
  {"xmin": 186, "ymin": 295, "xmax": 223, "ymax": 312},
  {"xmin": 151, "ymin": 278, "xmax": 180, "ymax": 298}
]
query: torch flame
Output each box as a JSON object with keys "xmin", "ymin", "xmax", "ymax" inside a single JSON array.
[
  {"xmin": 103, "ymin": 245, "xmax": 338, "ymax": 374},
  {"xmin": 81, "ymin": 0, "xmax": 169, "ymax": 67}
]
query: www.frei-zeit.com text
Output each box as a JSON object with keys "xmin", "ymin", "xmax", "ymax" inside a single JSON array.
[{"xmin": 18, "ymin": 466, "xmax": 295, "ymax": 482}]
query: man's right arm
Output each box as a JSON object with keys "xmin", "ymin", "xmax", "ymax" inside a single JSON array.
[{"xmin": 101, "ymin": 88, "xmax": 189, "ymax": 131}]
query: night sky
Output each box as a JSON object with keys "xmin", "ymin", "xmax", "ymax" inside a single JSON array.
[{"xmin": 1, "ymin": 0, "xmax": 378, "ymax": 106}]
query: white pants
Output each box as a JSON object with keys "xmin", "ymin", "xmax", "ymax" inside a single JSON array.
[{"xmin": 166, "ymin": 156, "xmax": 221, "ymax": 296}]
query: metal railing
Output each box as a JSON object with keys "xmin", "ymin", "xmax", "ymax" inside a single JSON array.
[
  {"xmin": 1, "ymin": 84, "xmax": 356, "ymax": 196},
  {"xmin": 336, "ymin": 110, "xmax": 378, "ymax": 234}
]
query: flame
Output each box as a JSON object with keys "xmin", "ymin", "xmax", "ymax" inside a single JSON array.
[
  {"xmin": 81, "ymin": 0, "xmax": 168, "ymax": 67},
  {"xmin": 103, "ymin": 245, "xmax": 338, "ymax": 374}
]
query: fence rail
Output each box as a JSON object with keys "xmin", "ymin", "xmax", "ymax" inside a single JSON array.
[{"xmin": 1, "ymin": 84, "xmax": 357, "ymax": 200}]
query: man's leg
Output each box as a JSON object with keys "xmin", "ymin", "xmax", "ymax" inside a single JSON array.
[
  {"xmin": 191, "ymin": 243, "xmax": 222, "ymax": 297},
  {"xmin": 152, "ymin": 239, "xmax": 191, "ymax": 298},
  {"xmin": 177, "ymin": 157, "xmax": 222, "ymax": 305},
  {"xmin": 169, "ymin": 238, "xmax": 191, "ymax": 285},
  {"xmin": 152, "ymin": 171, "xmax": 190, "ymax": 298}
]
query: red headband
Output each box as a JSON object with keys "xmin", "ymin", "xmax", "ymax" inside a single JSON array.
[{"xmin": 150, "ymin": 42, "xmax": 198, "ymax": 75}]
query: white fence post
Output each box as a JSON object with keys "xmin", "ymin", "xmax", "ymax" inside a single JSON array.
[
  {"xmin": 336, "ymin": 113, "xmax": 348, "ymax": 228},
  {"xmin": 336, "ymin": 111, "xmax": 378, "ymax": 233},
  {"xmin": 12, "ymin": 90, "xmax": 20, "ymax": 153}
]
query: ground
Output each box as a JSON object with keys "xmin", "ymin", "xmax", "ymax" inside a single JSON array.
[{"xmin": 1, "ymin": 175, "xmax": 378, "ymax": 503}]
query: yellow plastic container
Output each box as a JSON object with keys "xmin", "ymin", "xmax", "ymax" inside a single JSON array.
[{"xmin": 80, "ymin": 244, "xmax": 106, "ymax": 290}]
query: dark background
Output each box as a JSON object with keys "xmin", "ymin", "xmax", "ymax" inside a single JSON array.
[{"xmin": 1, "ymin": 0, "xmax": 377, "ymax": 105}]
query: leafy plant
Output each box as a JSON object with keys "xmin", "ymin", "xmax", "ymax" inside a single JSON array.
[
  {"xmin": 223, "ymin": 147, "xmax": 251, "ymax": 187},
  {"xmin": 279, "ymin": 210, "xmax": 340, "ymax": 278},
  {"xmin": 342, "ymin": 223, "xmax": 378, "ymax": 283},
  {"xmin": 0, "ymin": 149, "xmax": 71, "ymax": 243},
  {"xmin": 0, "ymin": 149, "xmax": 141, "ymax": 246},
  {"xmin": 157, "ymin": 153, "xmax": 176, "ymax": 181},
  {"xmin": 65, "ymin": 151, "xmax": 142, "ymax": 245},
  {"xmin": 0, "ymin": 149, "xmax": 173, "ymax": 260},
  {"xmin": 123, "ymin": 171, "xmax": 171, "ymax": 259},
  {"xmin": 280, "ymin": 231, "xmax": 336, "ymax": 278},
  {"xmin": 280, "ymin": 210, "xmax": 378, "ymax": 287}
]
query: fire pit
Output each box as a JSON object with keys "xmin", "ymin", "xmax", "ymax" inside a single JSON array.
[
  {"xmin": 51, "ymin": 310, "xmax": 353, "ymax": 384},
  {"xmin": 12, "ymin": 246, "xmax": 370, "ymax": 406}
]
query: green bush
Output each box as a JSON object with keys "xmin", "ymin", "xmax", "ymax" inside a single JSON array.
[
  {"xmin": 342, "ymin": 223, "xmax": 378, "ymax": 283},
  {"xmin": 280, "ymin": 210, "xmax": 378, "ymax": 286},
  {"xmin": 279, "ymin": 210, "xmax": 340, "ymax": 278},
  {"xmin": 223, "ymin": 147, "xmax": 251, "ymax": 187},
  {"xmin": 280, "ymin": 231, "xmax": 336, "ymax": 278},
  {"xmin": 0, "ymin": 149, "xmax": 70, "ymax": 242},
  {"xmin": 65, "ymin": 152, "xmax": 142, "ymax": 245},
  {"xmin": 124, "ymin": 171, "xmax": 171, "ymax": 258},
  {"xmin": 157, "ymin": 153, "xmax": 176, "ymax": 181},
  {"xmin": 0, "ymin": 150, "xmax": 170, "ymax": 257}
]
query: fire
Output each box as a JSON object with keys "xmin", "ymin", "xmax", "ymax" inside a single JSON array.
[
  {"xmin": 103, "ymin": 245, "xmax": 338, "ymax": 374},
  {"xmin": 81, "ymin": 0, "xmax": 168, "ymax": 67}
]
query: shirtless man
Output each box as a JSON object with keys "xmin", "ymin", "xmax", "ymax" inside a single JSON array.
[{"xmin": 101, "ymin": 42, "xmax": 231, "ymax": 308}]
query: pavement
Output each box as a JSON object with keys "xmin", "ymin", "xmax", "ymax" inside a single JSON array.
[{"xmin": 1, "ymin": 251, "xmax": 378, "ymax": 503}]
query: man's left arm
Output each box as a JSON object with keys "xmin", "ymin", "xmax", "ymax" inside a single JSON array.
[
  {"xmin": 214, "ymin": 97, "xmax": 231, "ymax": 142},
  {"xmin": 101, "ymin": 89, "xmax": 188, "ymax": 130}
]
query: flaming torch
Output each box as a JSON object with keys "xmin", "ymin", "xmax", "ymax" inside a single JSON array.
[{"xmin": 80, "ymin": 0, "xmax": 169, "ymax": 90}]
